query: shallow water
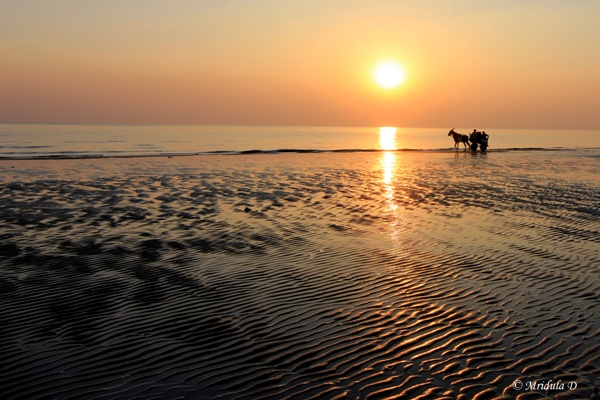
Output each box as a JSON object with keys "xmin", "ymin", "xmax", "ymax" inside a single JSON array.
[
  {"xmin": 1, "ymin": 124, "xmax": 599, "ymax": 159},
  {"xmin": 0, "ymin": 150, "xmax": 599, "ymax": 399}
]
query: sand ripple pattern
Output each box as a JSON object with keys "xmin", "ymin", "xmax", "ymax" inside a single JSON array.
[{"xmin": 1, "ymin": 151, "xmax": 599, "ymax": 399}]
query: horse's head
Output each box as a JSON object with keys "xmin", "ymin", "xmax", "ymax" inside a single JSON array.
[{"xmin": 448, "ymin": 128, "xmax": 455, "ymax": 136}]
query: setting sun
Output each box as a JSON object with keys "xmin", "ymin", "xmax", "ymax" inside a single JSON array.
[{"xmin": 374, "ymin": 62, "xmax": 406, "ymax": 89}]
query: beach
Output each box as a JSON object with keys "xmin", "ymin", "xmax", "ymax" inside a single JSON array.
[{"xmin": 1, "ymin": 150, "xmax": 599, "ymax": 399}]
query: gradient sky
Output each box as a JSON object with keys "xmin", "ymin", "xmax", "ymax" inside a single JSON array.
[{"xmin": 2, "ymin": 0, "xmax": 600, "ymax": 128}]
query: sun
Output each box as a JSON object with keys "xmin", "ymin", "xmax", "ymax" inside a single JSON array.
[{"xmin": 374, "ymin": 62, "xmax": 405, "ymax": 89}]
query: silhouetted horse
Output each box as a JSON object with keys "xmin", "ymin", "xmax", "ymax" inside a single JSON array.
[{"xmin": 448, "ymin": 128, "xmax": 470, "ymax": 151}]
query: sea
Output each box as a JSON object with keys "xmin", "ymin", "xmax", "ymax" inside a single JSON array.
[{"xmin": 0, "ymin": 124, "xmax": 599, "ymax": 159}]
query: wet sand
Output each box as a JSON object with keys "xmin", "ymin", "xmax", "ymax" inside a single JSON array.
[{"xmin": 1, "ymin": 150, "xmax": 599, "ymax": 399}]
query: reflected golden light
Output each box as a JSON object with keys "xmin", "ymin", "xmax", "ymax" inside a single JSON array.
[
  {"xmin": 379, "ymin": 127, "xmax": 397, "ymax": 150},
  {"xmin": 378, "ymin": 126, "xmax": 404, "ymax": 238},
  {"xmin": 381, "ymin": 151, "xmax": 395, "ymax": 185},
  {"xmin": 380, "ymin": 150, "xmax": 403, "ymax": 242}
]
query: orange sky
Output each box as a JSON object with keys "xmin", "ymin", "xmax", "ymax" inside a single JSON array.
[{"xmin": 2, "ymin": 1, "xmax": 600, "ymax": 128}]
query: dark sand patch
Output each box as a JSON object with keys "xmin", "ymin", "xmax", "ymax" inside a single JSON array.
[{"xmin": 0, "ymin": 151, "xmax": 599, "ymax": 399}]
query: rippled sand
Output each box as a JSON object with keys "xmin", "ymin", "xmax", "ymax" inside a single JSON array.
[{"xmin": 1, "ymin": 150, "xmax": 599, "ymax": 399}]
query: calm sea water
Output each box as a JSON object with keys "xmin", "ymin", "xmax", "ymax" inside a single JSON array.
[{"xmin": 0, "ymin": 124, "xmax": 599, "ymax": 159}]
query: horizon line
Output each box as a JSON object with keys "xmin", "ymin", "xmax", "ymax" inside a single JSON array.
[{"xmin": 1, "ymin": 122, "xmax": 600, "ymax": 132}]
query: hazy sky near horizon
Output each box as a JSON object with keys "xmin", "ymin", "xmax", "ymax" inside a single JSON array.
[{"xmin": 2, "ymin": 0, "xmax": 600, "ymax": 128}]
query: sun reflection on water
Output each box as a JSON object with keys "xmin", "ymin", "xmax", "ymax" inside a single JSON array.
[
  {"xmin": 379, "ymin": 127, "xmax": 398, "ymax": 186},
  {"xmin": 379, "ymin": 127, "xmax": 397, "ymax": 150},
  {"xmin": 379, "ymin": 127, "xmax": 403, "ymax": 240},
  {"xmin": 382, "ymin": 151, "xmax": 395, "ymax": 186}
]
